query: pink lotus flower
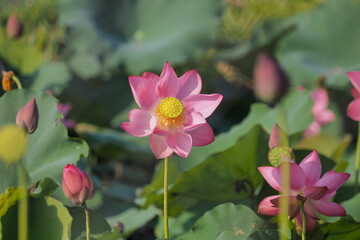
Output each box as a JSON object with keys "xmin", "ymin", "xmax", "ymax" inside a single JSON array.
[
  {"xmin": 16, "ymin": 98, "xmax": 39, "ymax": 134},
  {"xmin": 121, "ymin": 62, "xmax": 223, "ymax": 159},
  {"xmin": 258, "ymin": 150, "xmax": 350, "ymax": 232},
  {"xmin": 347, "ymin": 71, "xmax": 360, "ymax": 121},
  {"xmin": 62, "ymin": 164, "xmax": 94, "ymax": 205},
  {"xmin": 304, "ymin": 88, "xmax": 336, "ymax": 137}
]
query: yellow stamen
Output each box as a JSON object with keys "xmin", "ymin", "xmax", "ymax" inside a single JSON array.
[
  {"xmin": 155, "ymin": 97, "xmax": 186, "ymax": 128},
  {"xmin": 2, "ymin": 71, "xmax": 15, "ymax": 91}
]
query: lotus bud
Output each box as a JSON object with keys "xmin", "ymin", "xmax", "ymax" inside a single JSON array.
[
  {"xmin": 16, "ymin": 98, "xmax": 39, "ymax": 134},
  {"xmin": 6, "ymin": 14, "xmax": 23, "ymax": 39},
  {"xmin": 253, "ymin": 54, "xmax": 289, "ymax": 104},
  {"xmin": 62, "ymin": 164, "xmax": 94, "ymax": 205}
]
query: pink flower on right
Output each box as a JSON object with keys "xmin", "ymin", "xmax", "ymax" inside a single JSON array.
[
  {"xmin": 304, "ymin": 88, "xmax": 336, "ymax": 137},
  {"xmin": 258, "ymin": 150, "xmax": 350, "ymax": 232},
  {"xmin": 347, "ymin": 71, "xmax": 360, "ymax": 121}
]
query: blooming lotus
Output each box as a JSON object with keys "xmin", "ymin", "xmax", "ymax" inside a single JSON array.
[
  {"xmin": 258, "ymin": 150, "xmax": 350, "ymax": 231},
  {"xmin": 62, "ymin": 164, "xmax": 94, "ymax": 205},
  {"xmin": 121, "ymin": 62, "xmax": 223, "ymax": 159},
  {"xmin": 304, "ymin": 88, "xmax": 335, "ymax": 137},
  {"xmin": 347, "ymin": 71, "xmax": 360, "ymax": 121}
]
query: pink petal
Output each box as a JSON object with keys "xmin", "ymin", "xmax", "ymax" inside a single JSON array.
[
  {"xmin": 82, "ymin": 171, "xmax": 94, "ymax": 194},
  {"xmin": 164, "ymin": 131, "xmax": 192, "ymax": 158},
  {"xmin": 62, "ymin": 179, "xmax": 76, "ymax": 202},
  {"xmin": 258, "ymin": 195, "xmax": 280, "ymax": 215},
  {"xmin": 303, "ymin": 122, "xmax": 321, "ymax": 137},
  {"xmin": 278, "ymin": 162, "xmax": 306, "ymax": 192},
  {"xmin": 347, "ymin": 99, "xmax": 360, "ymax": 121},
  {"xmin": 322, "ymin": 191, "xmax": 336, "ymax": 201},
  {"xmin": 63, "ymin": 171, "xmax": 82, "ymax": 195},
  {"xmin": 121, "ymin": 109, "xmax": 157, "ymax": 137},
  {"xmin": 315, "ymin": 170, "xmax": 350, "ymax": 192},
  {"xmin": 269, "ymin": 195, "xmax": 300, "ymax": 220},
  {"xmin": 258, "ymin": 166, "xmax": 281, "ymax": 192},
  {"xmin": 183, "ymin": 110, "xmax": 206, "ymax": 131},
  {"xmin": 186, "ymin": 123, "xmax": 214, "ymax": 146},
  {"xmin": 347, "ymin": 71, "xmax": 360, "ymax": 93},
  {"xmin": 177, "ymin": 70, "xmax": 202, "ymax": 101},
  {"xmin": 57, "ymin": 103, "xmax": 72, "ymax": 117},
  {"xmin": 304, "ymin": 200, "xmax": 319, "ymax": 220},
  {"xmin": 269, "ymin": 124, "xmax": 281, "ymax": 148},
  {"xmin": 299, "ymin": 150, "xmax": 321, "ymax": 186},
  {"xmin": 295, "ymin": 211, "xmax": 317, "ymax": 232},
  {"xmin": 311, "ymin": 89, "xmax": 328, "ymax": 112},
  {"xmin": 304, "ymin": 186, "xmax": 328, "ymax": 200},
  {"xmin": 183, "ymin": 93, "xmax": 223, "ymax": 118},
  {"xmin": 129, "ymin": 75, "xmax": 158, "ymax": 111},
  {"xmin": 310, "ymin": 200, "xmax": 346, "ymax": 217},
  {"xmin": 142, "ymin": 72, "xmax": 160, "ymax": 80},
  {"xmin": 156, "ymin": 62, "xmax": 179, "ymax": 98},
  {"xmin": 351, "ymin": 87, "xmax": 360, "ymax": 99},
  {"xmin": 149, "ymin": 134, "xmax": 173, "ymax": 159},
  {"xmin": 316, "ymin": 110, "xmax": 336, "ymax": 125}
]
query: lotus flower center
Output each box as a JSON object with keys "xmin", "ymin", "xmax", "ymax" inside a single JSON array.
[{"xmin": 159, "ymin": 97, "xmax": 183, "ymax": 118}]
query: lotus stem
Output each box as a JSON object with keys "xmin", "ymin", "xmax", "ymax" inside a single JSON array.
[{"xmin": 164, "ymin": 157, "xmax": 169, "ymax": 239}]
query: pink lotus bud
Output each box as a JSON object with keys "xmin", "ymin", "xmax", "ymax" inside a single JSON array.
[
  {"xmin": 6, "ymin": 14, "xmax": 23, "ymax": 39},
  {"xmin": 16, "ymin": 98, "xmax": 39, "ymax": 134},
  {"xmin": 62, "ymin": 164, "xmax": 94, "ymax": 205},
  {"xmin": 253, "ymin": 54, "xmax": 289, "ymax": 103}
]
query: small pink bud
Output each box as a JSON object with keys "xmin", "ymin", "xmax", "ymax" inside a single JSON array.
[
  {"xmin": 62, "ymin": 164, "xmax": 94, "ymax": 205},
  {"xmin": 253, "ymin": 54, "xmax": 289, "ymax": 103},
  {"xmin": 16, "ymin": 98, "xmax": 39, "ymax": 134},
  {"xmin": 6, "ymin": 14, "xmax": 23, "ymax": 39}
]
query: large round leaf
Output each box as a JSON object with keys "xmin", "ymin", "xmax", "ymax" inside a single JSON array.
[
  {"xmin": 276, "ymin": 0, "xmax": 360, "ymax": 89},
  {"xmin": 59, "ymin": 0, "xmax": 223, "ymax": 76},
  {"xmin": 0, "ymin": 89, "xmax": 89, "ymax": 193},
  {"xmin": 179, "ymin": 203, "xmax": 278, "ymax": 240}
]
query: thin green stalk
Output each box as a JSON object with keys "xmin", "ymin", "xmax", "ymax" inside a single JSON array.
[
  {"xmin": 12, "ymin": 75, "xmax": 22, "ymax": 89},
  {"xmin": 82, "ymin": 202, "xmax": 90, "ymax": 240},
  {"xmin": 164, "ymin": 157, "xmax": 169, "ymax": 239},
  {"xmin": 355, "ymin": 122, "xmax": 360, "ymax": 194},
  {"xmin": 279, "ymin": 160, "xmax": 290, "ymax": 240},
  {"xmin": 301, "ymin": 201, "xmax": 306, "ymax": 240},
  {"xmin": 18, "ymin": 163, "xmax": 27, "ymax": 240}
]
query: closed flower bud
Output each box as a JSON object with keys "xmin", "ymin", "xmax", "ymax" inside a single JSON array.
[
  {"xmin": 253, "ymin": 54, "xmax": 289, "ymax": 104},
  {"xmin": 16, "ymin": 98, "xmax": 39, "ymax": 134},
  {"xmin": 62, "ymin": 164, "xmax": 94, "ymax": 205},
  {"xmin": 6, "ymin": 14, "xmax": 23, "ymax": 39}
]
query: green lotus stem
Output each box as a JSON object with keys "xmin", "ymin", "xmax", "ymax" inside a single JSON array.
[
  {"xmin": 279, "ymin": 160, "xmax": 290, "ymax": 240},
  {"xmin": 12, "ymin": 75, "xmax": 22, "ymax": 89},
  {"xmin": 355, "ymin": 121, "xmax": 360, "ymax": 194},
  {"xmin": 301, "ymin": 201, "xmax": 306, "ymax": 240},
  {"xmin": 164, "ymin": 157, "xmax": 169, "ymax": 239},
  {"xmin": 18, "ymin": 163, "xmax": 27, "ymax": 240},
  {"xmin": 83, "ymin": 202, "xmax": 90, "ymax": 240}
]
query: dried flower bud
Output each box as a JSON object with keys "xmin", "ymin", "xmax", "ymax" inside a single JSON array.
[
  {"xmin": 6, "ymin": 14, "xmax": 23, "ymax": 39},
  {"xmin": 16, "ymin": 98, "xmax": 39, "ymax": 134},
  {"xmin": 253, "ymin": 54, "xmax": 289, "ymax": 103},
  {"xmin": 62, "ymin": 164, "xmax": 94, "ymax": 205},
  {"xmin": 2, "ymin": 71, "xmax": 15, "ymax": 91}
]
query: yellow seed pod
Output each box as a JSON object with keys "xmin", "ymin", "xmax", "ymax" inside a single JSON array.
[
  {"xmin": 159, "ymin": 97, "xmax": 183, "ymax": 118},
  {"xmin": 0, "ymin": 124, "xmax": 27, "ymax": 164}
]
